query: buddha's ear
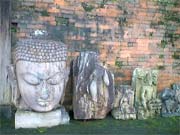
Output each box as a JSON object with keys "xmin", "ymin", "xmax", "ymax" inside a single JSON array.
[
  {"xmin": 7, "ymin": 64, "xmax": 16, "ymax": 82},
  {"xmin": 7, "ymin": 65, "xmax": 20, "ymax": 107}
]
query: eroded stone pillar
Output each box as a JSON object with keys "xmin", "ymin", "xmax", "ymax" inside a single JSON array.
[
  {"xmin": 73, "ymin": 51, "xmax": 115, "ymax": 119},
  {"xmin": 132, "ymin": 68, "xmax": 161, "ymax": 119}
]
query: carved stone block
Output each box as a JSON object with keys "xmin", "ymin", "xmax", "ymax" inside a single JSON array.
[
  {"xmin": 160, "ymin": 84, "xmax": 180, "ymax": 117},
  {"xmin": 111, "ymin": 85, "xmax": 136, "ymax": 120},
  {"xmin": 73, "ymin": 52, "xmax": 115, "ymax": 119},
  {"xmin": 132, "ymin": 68, "xmax": 161, "ymax": 119}
]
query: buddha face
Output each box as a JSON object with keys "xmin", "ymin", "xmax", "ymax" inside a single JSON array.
[
  {"xmin": 136, "ymin": 68, "xmax": 145, "ymax": 79},
  {"xmin": 16, "ymin": 61, "xmax": 66, "ymax": 112}
]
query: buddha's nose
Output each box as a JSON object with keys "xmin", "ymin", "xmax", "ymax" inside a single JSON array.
[{"xmin": 40, "ymin": 82, "xmax": 49, "ymax": 100}]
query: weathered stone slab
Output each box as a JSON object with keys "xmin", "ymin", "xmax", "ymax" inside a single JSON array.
[
  {"xmin": 132, "ymin": 68, "xmax": 161, "ymax": 119},
  {"xmin": 111, "ymin": 85, "xmax": 136, "ymax": 120},
  {"xmin": 15, "ymin": 107, "xmax": 69, "ymax": 129},
  {"xmin": 0, "ymin": 0, "xmax": 11, "ymax": 105},
  {"xmin": 160, "ymin": 84, "xmax": 180, "ymax": 117},
  {"xmin": 73, "ymin": 51, "xmax": 115, "ymax": 119}
]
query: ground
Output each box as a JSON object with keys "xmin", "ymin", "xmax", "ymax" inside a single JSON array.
[{"xmin": 0, "ymin": 111, "xmax": 179, "ymax": 135}]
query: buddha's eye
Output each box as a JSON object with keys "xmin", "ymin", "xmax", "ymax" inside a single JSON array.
[
  {"xmin": 23, "ymin": 73, "xmax": 40, "ymax": 86},
  {"xmin": 47, "ymin": 74, "xmax": 62, "ymax": 85}
]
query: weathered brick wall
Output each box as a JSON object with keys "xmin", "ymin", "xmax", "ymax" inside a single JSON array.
[{"xmin": 12, "ymin": 0, "xmax": 179, "ymax": 107}]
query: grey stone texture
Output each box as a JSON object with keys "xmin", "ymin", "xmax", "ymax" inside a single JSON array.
[
  {"xmin": 15, "ymin": 107, "xmax": 69, "ymax": 129},
  {"xmin": 111, "ymin": 85, "xmax": 136, "ymax": 120},
  {"xmin": 160, "ymin": 84, "xmax": 180, "ymax": 117},
  {"xmin": 132, "ymin": 68, "xmax": 161, "ymax": 119},
  {"xmin": 73, "ymin": 51, "xmax": 115, "ymax": 119},
  {"xmin": 9, "ymin": 38, "xmax": 70, "ymax": 128}
]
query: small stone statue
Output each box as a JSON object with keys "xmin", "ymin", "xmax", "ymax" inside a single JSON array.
[
  {"xmin": 160, "ymin": 84, "xmax": 180, "ymax": 117},
  {"xmin": 8, "ymin": 39, "xmax": 70, "ymax": 128},
  {"xmin": 73, "ymin": 51, "xmax": 115, "ymax": 119},
  {"xmin": 132, "ymin": 68, "xmax": 161, "ymax": 119},
  {"xmin": 111, "ymin": 85, "xmax": 136, "ymax": 120}
]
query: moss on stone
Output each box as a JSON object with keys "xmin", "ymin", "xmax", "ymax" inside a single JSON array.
[
  {"xmin": 159, "ymin": 54, "xmax": 164, "ymax": 59},
  {"xmin": 157, "ymin": 65, "xmax": 165, "ymax": 70},
  {"xmin": 40, "ymin": 10, "xmax": 49, "ymax": 16},
  {"xmin": 55, "ymin": 17, "xmax": 69, "ymax": 26},
  {"xmin": 81, "ymin": 2, "xmax": 94, "ymax": 12},
  {"xmin": 172, "ymin": 52, "xmax": 179, "ymax": 59},
  {"xmin": 115, "ymin": 60, "xmax": 123, "ymax": 68},
  {"xmin": 149, "ymin": 32, "xmax": 153, "ymax": 38},
  {"xmin": 160, "ymin": 40, "xmax": 168, "ymax": 48},
  {"xmin": 155, "ymin": 0, "xmax": 180, "ymax": 47}
]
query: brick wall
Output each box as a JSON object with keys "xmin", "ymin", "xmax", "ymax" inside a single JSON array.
[{"xmin": 12, "ymin": 0, "xmax": 180, "ymax": 107}]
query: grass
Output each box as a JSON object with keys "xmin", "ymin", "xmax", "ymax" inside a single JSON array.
[{"xmin": 0, "ymin": 111, "xmax": 180, "ymax": 135}]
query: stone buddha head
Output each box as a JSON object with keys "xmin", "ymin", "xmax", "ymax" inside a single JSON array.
[{"xmin": 10, "ymin": 39, "xmax": 69, "ymax": 112}]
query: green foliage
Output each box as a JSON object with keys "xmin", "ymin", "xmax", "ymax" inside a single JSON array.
[
  {"xmin": 81, "ymin": 2, "xmax": 94, "ymax": 12},
  {"xmin": 118, "ymin": 16, "xmax": 127, "ymax": 26},
  {"xmin": 117, "ymin": 4, "xmax": 128, "ymax": 15},
  {"xmin": 115, "ymin": 60, "xmax": 123, "ymax": 68},
  {"xmin": 99, "ymin": 0, "xmax": 119, "ymax": 8},
  {"xmin": 172, "ymin": 52, "xmax": 179, "ymax": 59},
  {"xmin": 99, "ymin": 0, "xmax": 108, "ymax": 8},
  {"xmin": 155, "ymin": 0, "xmax": 180, "ymax": 48},
  {"xmin": 29, "ymin": 5, "xmax": 36, "ymax": 9},
  {"xmin": 56, "ymin": 17, "xmax": 69, "ymax": 26},
  {"xmin": 117, "ymin": 3, "xmax": 128, "ymax": 27},
  {"xmin": 155, "ymin": 0, "xmax": 179, "ymax": 7},
  {"xmin": 160, "ymin": 40, "xmax": 168, "ymax": 48},
  {"xmin": 111, "ymin": 0, "xmax": 118, "ymax": 2},
  {"xmin": 157, "ymin": 65, "xmax": 165, "ymax": 70},
  {"xmin": 37, "ymin": 127, "xmax": 47, "ymax": 133},
  {"xmin": 149, "ymin": 32, "xmax": 153, "ymax": 38},
  {"xmin": 11, "ymin": 26, "xmax": 17, "ymax": 33},
  {"xmin": 11, "ymin": 23, "xmax": 18, "ymax": 33},
  {"xmin": 40, "ymin": 10, "xmax": 49, "ymax": 16},
  {"xmin": 159, "ymin": 54, "xmax": 164, "ymax": 59}
]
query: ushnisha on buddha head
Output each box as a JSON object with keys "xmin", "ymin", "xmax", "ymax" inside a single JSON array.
[{"xmin": 12, "ymin": 39, "xmax": 69, "ymax": 112}]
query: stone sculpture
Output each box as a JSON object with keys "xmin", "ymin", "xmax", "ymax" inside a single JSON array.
[
  {"xmin": 8, "ymin": 39, "xmax": 70, "ymax": 128},
  {"xmin": 111, "ymin": 85, "xmax": 136, "ymax": 120},
  {"xmin": 160, "ymin": 84, "xmax": 180, "ymax": 117},
  {"xmin": 73, "ymin": 51, "xmax": 115, "ymax": 119},
  {"xmin": 132, "ymin": 68, "xmax": 161, "ymax": 119}
]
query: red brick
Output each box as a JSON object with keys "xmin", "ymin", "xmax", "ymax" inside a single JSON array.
[
  {"xmin": 13, "ymin": 0, "xmax": 179, "ymax": 93},
  {"xmin": 38, "ymin": 16, "xmax": 55, "ymax": 22},
  {"xmin": 27, "ymin": 24, "xmax": 44, "ymax": 29},
  {"xmin": 48, "ymin": 7, "xmax": 60, "ymax": 13},
  {"xmin": 17, "ymin": 32, "xmax": 26, "ymax": 38},
  {"xmin": 54, "ymin": 0, "xmax": 69, "ymax": 6},
  {"xmin": 35, "ymin": 3, "xmax": 48, "ymax": 8}
]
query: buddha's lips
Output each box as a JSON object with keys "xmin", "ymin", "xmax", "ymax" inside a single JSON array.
[{"xmin": 36, "ymin": 98, "xmax": 52, "ymax": 106}]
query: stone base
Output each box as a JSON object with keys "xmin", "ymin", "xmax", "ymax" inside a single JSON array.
[
  {"xmin": 15, "ymin": 107, "xmax": 70, "ymax": 129},
  {"xmin": 111, "ymin": 109, "xmax": 136, "ymax": 120}
]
